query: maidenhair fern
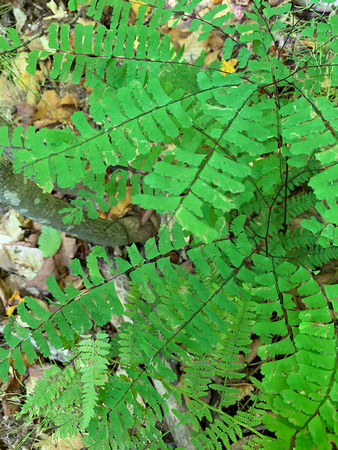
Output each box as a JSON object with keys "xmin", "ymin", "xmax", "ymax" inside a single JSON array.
[{"xmin": 0, "ymin": 0, "xmax": 338, "ymax": 448}]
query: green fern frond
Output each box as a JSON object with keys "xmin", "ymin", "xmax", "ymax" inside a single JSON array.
[
  {"xmin": 78, "ymin": 332, "xmax": 110, "ymax": 428},
  {"xmin": 0, "ymin": 27, "xmax": 23, "ymax": 51},
  {"xmin": 0, "ymin": 0, "xmax": 337, "ymax": 447}
]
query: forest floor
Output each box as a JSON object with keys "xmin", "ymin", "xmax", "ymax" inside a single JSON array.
[{"xmin": 0, "ymin": 0, "xmax": 337, "ymax": 448}]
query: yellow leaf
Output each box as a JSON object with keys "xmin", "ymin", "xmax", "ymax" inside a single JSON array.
[
  {"xmin": 220, "ymin": 58, "xmax": 237, "ymax": 75},
  {"xmin": 131, "ymin": 0, "xmax": 152, "ymax": 15},
  {"xmin": 7, "ymin": 292, "xmax": 25, "ymax": 317}
]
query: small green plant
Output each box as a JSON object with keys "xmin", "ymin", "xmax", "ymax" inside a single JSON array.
[
  {"xmin": 0, "ymin": 0, "xmax": 338, "ymax": 448},
  {"xmin": 38, "ymin": 226, "xmax": 62, "ymax": 257}
]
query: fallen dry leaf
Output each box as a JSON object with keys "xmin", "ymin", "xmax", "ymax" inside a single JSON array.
[
  {"xmin": 45, "ymin": 0, "xmax": 68, "ymax": 20},
  {"xmin": 234, "ymin": 383, "xmax": 254, "ymax": 401},
  {"xmin": 3, "ymin": 244, "xmax": 44, "ymax": 280},
  {"xmin": 6, "ymin": 291, "xmax": 25, "ymax": 317},
  {"xmin": 1, "ymin": 210, "xmax": 25, "ymax": 241},
  {"xmin": 131, "ymin": 0, "xmax": 153, "ymax": 15},
  {"xmin": 1, "ymin": 369, "xmax": 23, "ymax": 416},
  {"xmin": 16, "ymin": 102, "xmax": 37, "ymax": 128},
  {"xmin": 13, "ymin": 8, "xmax": 27, "ymax": 33},
  {"xmin": 34, "ymin": 433, "xmax": 85, "ymax": 450},
  {"xmin": 169, "ymin": 28, "xmax": 191, "ymax": 52},
  {"xmin": 25, "ymin": 257, "xmax": 59, "ymax": 294},
  {"xmin": 53, "ymin": 235, "xmax": 78, "ymax": 273},
  {"xmin": 33, "ymin": 90, "xmax": 77, "ymax": 129},
  {"xmin": 25, "ymin": 363, "xmax": 51, "ymax": 394},
  {"xmin": 205, "ymin": 50, "xmax": 221, "ymax": 66},
  {"xmin": 15, "ymin": 53, "xmax": 43, "ymax": 106},
  {"xmin": 108, "ymin": 185, "xmax": 133, "ymax": 218},
  {"xmin": 183, "ymin": 26, "xmax": 209, "ymax": 63},
  {"xmin": 0, "ymin": 279, "xmax": 10, "ymax": 319}
]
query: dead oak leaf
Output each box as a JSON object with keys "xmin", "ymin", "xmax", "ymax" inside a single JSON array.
[{"xmin": 33, "ymin": 90, "xmax": 77, "ymax": 128}]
